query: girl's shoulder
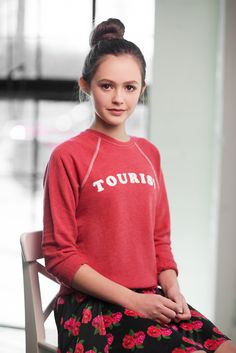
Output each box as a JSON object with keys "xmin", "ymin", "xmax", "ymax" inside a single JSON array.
[
  {"xmin": 133, "ymin": 136, "xmax": 161, "ymax": 159},
  {"xmin": 49, "ymin": 129, "xmax": 99, "ymax": 162}
]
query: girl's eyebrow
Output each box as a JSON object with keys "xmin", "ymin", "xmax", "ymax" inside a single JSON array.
[{"xmin": 97, "ymin": 79, "xmax": 139, "ymax": 85}]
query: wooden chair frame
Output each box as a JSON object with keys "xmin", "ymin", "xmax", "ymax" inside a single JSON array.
[{"xmin": 20, "ymin": 231, "xmax": 58, "ymax": 353}]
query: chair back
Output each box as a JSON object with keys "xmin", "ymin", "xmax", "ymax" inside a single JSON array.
[{"xmin": 20, "ymin": 231, "xmax": 58, "ymax": 353}]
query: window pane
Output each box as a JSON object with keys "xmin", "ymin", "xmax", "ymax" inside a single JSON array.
[
  {"xmin": 95, "ymin": 0, "xmax": 155, "ymax": 83},
  {"xmin": 0, "ymin": 0, "xmax": 93, "ymax": 78},
  {"xmin": 0, "ymin": 1, "xmax": 154, "ymax": 329},
  {"xmin": 24, "ymin": 0, "xmax": 92, "ymax": 78}
]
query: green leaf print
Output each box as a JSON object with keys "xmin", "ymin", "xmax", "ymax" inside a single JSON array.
[
  {"xmin": 129, "ymin": 329, "xmax": 135, "ymax": 336},
  {"xmin": 136, "ymin": 344, "xmax": 144, "ymax": 349},
  {"xmin": 77, "ymin": 339, "xmax": 84, "ymax": 344}
]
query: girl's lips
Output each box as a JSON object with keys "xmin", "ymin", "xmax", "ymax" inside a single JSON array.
[{"xmin": 107, "ymin": 109, "xmax": 126, "ymax": 116}]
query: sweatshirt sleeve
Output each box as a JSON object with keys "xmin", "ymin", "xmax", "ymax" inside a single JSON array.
[
  {"xmin": 42, "ymin": 147, "xmax": 87, "ymax": 287},
  {"xmin": 154, "ymin": 166, "xmax": 178, "ymax": 276}
]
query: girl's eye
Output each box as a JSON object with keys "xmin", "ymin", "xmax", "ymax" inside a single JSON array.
[
  {"xmin": 126, "ymin": 85, "xmax": 136, "ymax": 91},
  {"xmin": 101, "ymin": 83, "xmax": 112, "ymax": 90}
]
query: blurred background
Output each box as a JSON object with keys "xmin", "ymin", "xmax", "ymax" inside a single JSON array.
[{"xmin": 0, "ymin": 0, "xmax": 235, "ymax": 351}]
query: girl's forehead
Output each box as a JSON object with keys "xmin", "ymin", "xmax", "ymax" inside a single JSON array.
[{"xmin": 94, "ymin": 54, "xmax": 142, "ymax": 81}]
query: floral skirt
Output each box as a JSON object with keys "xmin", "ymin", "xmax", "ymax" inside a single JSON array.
[{"xmin": 54, "ymin": 287, "xmax": 230, "ymax": 353}]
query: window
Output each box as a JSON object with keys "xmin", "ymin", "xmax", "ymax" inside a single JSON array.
[{"xmin": 0, "ymin": 0, "xmax": 155, "ymax": 328}]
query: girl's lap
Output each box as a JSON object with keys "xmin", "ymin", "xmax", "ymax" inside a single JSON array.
[{"xmin": 55, "ymin": 288, "xmax": 230, "ymax": 353}]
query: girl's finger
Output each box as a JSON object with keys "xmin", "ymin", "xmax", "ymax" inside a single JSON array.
[{"xmin": 156, "ymin": 313, "xmax": 172, "ymax": 324}]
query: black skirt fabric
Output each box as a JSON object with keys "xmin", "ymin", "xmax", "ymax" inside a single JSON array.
[{"xmin": 54, "ymin": 287, "xmax": 230, "ymax": 353}]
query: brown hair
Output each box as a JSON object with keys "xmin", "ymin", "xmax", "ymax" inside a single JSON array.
[{"xmin": 82, "ymin": 18, "xmax": 146, "ymax": 87}]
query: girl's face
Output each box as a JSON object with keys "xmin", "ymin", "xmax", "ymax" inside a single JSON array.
[{"xmin": 87, "ymin": 54, "xmax": 144, "ymax": 129}]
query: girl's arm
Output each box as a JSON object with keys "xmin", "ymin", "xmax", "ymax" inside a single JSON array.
[
  {"xmin": 72, "ymin": 264, "xmax": 135, "ymax": 307},
  {"xmin": 72, "ymin": 264, "xmax": 181, "ymax": 324}
]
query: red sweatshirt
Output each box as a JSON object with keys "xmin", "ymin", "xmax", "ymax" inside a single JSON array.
[{"xmin": 42, "ymin": 128, "xmax": 178, "ymax": 296}]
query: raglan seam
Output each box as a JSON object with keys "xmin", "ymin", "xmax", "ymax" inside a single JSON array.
[
  {"xmin": 80, "ymin": 137, "xmax": 101, "ymax": 189},
  {"xmin": 134, "ymin": 141, "xmax": 160, "ymax": 189}
]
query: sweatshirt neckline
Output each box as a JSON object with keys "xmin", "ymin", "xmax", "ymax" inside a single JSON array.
[{"xmin": 85, "ymin": 128, "xmax": 135, "ymax": 147}]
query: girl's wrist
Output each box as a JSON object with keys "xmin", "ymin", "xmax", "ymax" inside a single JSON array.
[
  {"xmin": 159, "ymin": 269, "xmax": 179, "ymax": 295},
  {"xmin": 120, "ymin": 289, "xmax": 139, "ymax": 310}
]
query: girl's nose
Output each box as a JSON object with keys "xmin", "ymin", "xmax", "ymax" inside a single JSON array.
[{"xmin": 112, "ymin": 89, "xmax": 124, "ymax": 104}]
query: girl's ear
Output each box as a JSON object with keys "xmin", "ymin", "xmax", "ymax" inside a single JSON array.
[
  {"xmin": 140, "ymin": 84, "xmax": 147, "ymax": 97},
  {"xmin": 79, "ymin": 77, "xmax": 90, "ymax": 95}
]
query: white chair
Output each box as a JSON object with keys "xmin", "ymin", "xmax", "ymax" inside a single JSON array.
[{"xmin": 20, "ymin": 231, "xmax": 58, "ymax": 353}]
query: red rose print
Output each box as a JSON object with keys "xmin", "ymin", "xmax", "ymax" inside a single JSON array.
[
  {"xmin": 204, "ymin": 338, "xmax": 226, "ymax": 350},
  {"xmin": 182, "ymin": 336, "xmax": 202, "ymax": 348},
  {"xmin": 213, "ymin": 326, "xmax": 223, "ymax": 335},
  {"xmin": 56, "ymin": 297, "xmax": 65, "ymax": 307},
  {"xmin": 74, "ymin": 343, "xmax": 84, "ymax": 353},
  {"xmin": 104, "ymin": 344, "xmax": 109, "ymax": 353},
  {"xmin": 180, "ymin": 322, "xmax": 194, "ymax": 331},
  {"xmin": 75, "ymin": 293, "xmax": 87, "ymax": 303},
  {"xmin": 64, "ymin": 317, "xmax": 76, "ymax": 330},
  {"xmin": 182, "ymin": 337, "xmax": 196, "ymax": 345},
  {"xmin": 92, "ymin": 315, "xmax": 103, "ymax": 328},
  {"xmin": 85, "ymin": 350, "xmax": 96, "ymax": 353},
  {"xmin": 92, "ymin": 315, "xmax": 106, "ymax": 336},
  {"xmin": 192, "ymin": 320, "xmax": 203, "ymax": 330},
  {"xmin": 82, "ymin": 308, "xmax": 92, "ymax": 324},
  {"xmin": 134, "ymin": 331, "xmax": 145, "ymax": 345},
  {"xmin": 217, "ymin": 338, "xmax": 226, "ymax": 344},
  {"xmin": 72, "ymin": 323, "xmax": 80, "ymax": 336},
  {"xmin": 172, "ymin": 348, "xmax": 185, "ymax": 353},
  {"xmin": 112, "ymin": 312, "xmax": 122, "ymax": 323},
  {"xmin": 185, "ymin": 348, "xmax": 197, "ymax": 352},
  {"xmin": 124, "ymin": 309, "xmax": 139, "ymax": 317},
  {"xmin": 161, "ymin": 328, "xmax": 172, "ymax": 337},
  {"xmin": 98, "ymin": 322, "xmax": 106, "ymax": 336},
  {"xmin": 170, "ymin": 324, "xmax": 178, "ymax": 331},
  {"xmin": 106, "ymin": 333, "xmax": 114, "ymax": 346},
  {"xmin": 103, "ymin": 315, "xmax": 113, "ymax": 328},
  {"xmin": 64, "ymin": 317, "xmax": 81, "ymax": 336},
  {"xmin": 122, "ymin": 334, "xmax": 136, "ymax": 349},
  {"xmin": 204, "ymin": 339, "xmax": 219, "ymax": 350},
  {"xmin": 190, "ymin": 310, "xmax": 205, "ymax": 318},
  {"xmin": 147, "ymin": 325, "xmax": 162, "ymax": 338}
]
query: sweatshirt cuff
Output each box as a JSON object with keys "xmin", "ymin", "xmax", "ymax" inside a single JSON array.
[
  {"xmin": 45, "ymin": 253, "xmax": 88, "ymax": 288},
  {"xmin": 156, "ymin": 262, "xmax": 178, "ymax": 277}
]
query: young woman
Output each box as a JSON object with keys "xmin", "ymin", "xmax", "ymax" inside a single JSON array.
[{"xmin": 42, "ymin": 18, "xmax": 236, "ymax": 353}]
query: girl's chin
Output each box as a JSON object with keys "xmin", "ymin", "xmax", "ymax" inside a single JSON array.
[{"xmin": 96, "ymin": 116, "xmax": 128, "ymax": 127}]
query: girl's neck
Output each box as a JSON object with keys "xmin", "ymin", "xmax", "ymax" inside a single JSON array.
[{"xmin": 90, "ymin": 121, "xmax": 130, "ymax": 142}]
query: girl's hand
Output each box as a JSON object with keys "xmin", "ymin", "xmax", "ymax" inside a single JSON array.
[
  {"xmin": 165, "ymin": 285, "xmax": 191, "ymax": 322},
  {"xmin": 130, "ymin": 292, "xmax": 180, "ymax": 324}
]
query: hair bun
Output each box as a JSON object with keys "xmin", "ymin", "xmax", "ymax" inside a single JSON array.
[{"xmin": 89, "ymin": 18, "xmax": 125, "ymax": 47}]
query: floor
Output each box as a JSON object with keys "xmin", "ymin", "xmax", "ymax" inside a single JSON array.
[
  {"xmin": 0, "ymin": 327, "xmax": 57, "ymax": 353},
  {"xmin": 0, "ymin": 327, "xmax": 25, "ymax": 353}
]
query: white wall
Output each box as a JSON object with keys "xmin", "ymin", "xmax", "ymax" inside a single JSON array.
[
  {"xmin": 214, "ymin": 0, "xmax": 236, "ymax": 340},
  {"xmin": 150, "ymin": 0, "xmax": 236, "ymax": 339},
  {"xmin": 150, "ymin": 0, "xmax": 219, "ymax": 320}
]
